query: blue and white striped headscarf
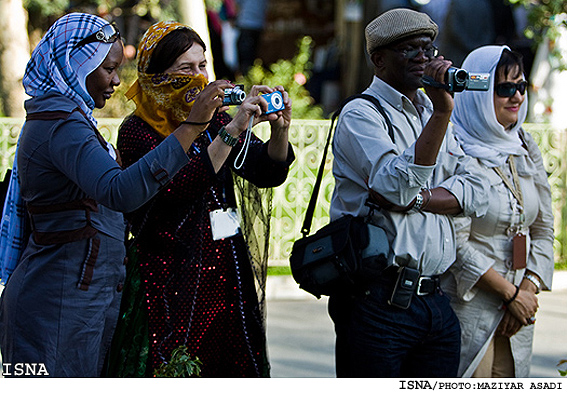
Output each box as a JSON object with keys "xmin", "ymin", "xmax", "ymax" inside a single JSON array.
[
  {"xmin": 23, "ymin": 12, "xmax": 114, "ymax": 126},
  {"xmin": 1, "ymin": 13, "xmax": 115, "ymax": 284}
]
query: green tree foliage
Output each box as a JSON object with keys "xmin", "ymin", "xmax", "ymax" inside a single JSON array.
[
  {"xmin": 509, "ymin": 0, "xmax": 567, "ymax": 70},
  {"xmin": 510, "ymin": 0, "xmax": 567, "ymax": 42},
  {"xmin": 236, "ymin": 36, "xmax": 324, "ymax": 120},
  {"xmin": 24, "ymin": 0, "xmax": 69, "ymax": 18},
  {"xmin": 24, "ymin": 0, "xmax": 177, "ymax": 35}
]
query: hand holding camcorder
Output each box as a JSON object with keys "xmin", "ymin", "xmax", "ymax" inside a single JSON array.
[
  {"xmin": 420, "ymin": 48, "xmax": 490, "ymax": 93},
  {"xmin": 422, "ymin": 67, "xmax": 490, "ymax": 93}
]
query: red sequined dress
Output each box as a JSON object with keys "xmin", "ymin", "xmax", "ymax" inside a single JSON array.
[{"xmin": 108, "ymin": 112, "xmax": 294, "ymax": 377}]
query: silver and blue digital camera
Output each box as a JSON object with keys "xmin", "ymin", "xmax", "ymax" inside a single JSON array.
[
  {"xmin": 223, "ymin": 84, "xmax": 246, "ymax": 106},
  {"xmin": 261, "ymin": 91, "xmax": 284, "ymax": 114}
]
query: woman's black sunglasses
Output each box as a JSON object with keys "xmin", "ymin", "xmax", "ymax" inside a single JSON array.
[
  {"xmin": 495, "ymin": 81, "xmax": 528, "ymax": 98},
  {"xmin": 75, "ymin": 23, "xmax": 120, "ymax": 48}
]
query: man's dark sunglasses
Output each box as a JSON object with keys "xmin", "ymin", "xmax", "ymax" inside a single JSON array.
[
  {"xmin": 495, "ymin": 81, "xmax": 528, "ymax": 97},
  {"xmin": 75, "ymin": 23, "xmax": 120, "ymax": 48}
]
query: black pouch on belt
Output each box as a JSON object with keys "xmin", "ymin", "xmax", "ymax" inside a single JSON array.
[{"xmin": 388, "ymin": 266, "xmax": 420, "ymax": 309}]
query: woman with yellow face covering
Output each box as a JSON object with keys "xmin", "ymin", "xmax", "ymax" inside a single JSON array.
[{"xmin": 107, "ymin": 21, "xmax": 294, "ymax": 377}]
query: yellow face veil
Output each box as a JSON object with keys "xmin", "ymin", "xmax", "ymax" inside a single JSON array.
[{"xmin": 126, "ymin": 21, "xmax": 208, "ymax": 138}]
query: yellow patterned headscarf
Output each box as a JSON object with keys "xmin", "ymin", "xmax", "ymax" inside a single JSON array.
[{"xmin": 126, "ymin": 21, "xmax": 208, "ymax": 138}]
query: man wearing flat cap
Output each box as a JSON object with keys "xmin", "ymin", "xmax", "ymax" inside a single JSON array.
[{"xmin": 328, "ymin": 8, "xmax": 489, "ymax": 377}]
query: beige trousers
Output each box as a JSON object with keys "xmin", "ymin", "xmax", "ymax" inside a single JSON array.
[{"xmin": 472, "ymin": 335, "xmax": 515, "ymax": 377}]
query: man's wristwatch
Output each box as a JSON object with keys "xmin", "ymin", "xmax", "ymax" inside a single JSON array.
[
  {"xmin": 524, "ymin": 273, "xmax": 541, "ymax": 294},
  {"xmin": 410, "ymin": 192, "xmax": 424, "ymax": 212}
]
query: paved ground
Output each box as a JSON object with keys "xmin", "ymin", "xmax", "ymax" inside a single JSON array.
[
  {"xmin": 265, "ymin": 274, "xmax": 567, "ymax": 378},
  {"xmin": 1, "ymin": 272, "xmax": 566, "ymax": 378}
]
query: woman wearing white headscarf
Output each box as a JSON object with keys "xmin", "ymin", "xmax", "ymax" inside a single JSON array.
[
  {"xmin": 0, "ymin": 13, "xmax": 263, "ymax": 377},
  {"xmin": 442, "ymin": 45, "xmax": 554, "ymax": 377}
]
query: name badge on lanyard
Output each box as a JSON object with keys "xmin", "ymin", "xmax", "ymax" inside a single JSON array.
[
  {"xmin": 209, "ymin": 208, "xmax": 241, "ymax": 241},
  {"xmin": 512, "ymin": 232, "xmax": 527, "ymax": 270},
  {"xmin": 495, "ymin": 155, "xmax": 527, "ymax": 270}
]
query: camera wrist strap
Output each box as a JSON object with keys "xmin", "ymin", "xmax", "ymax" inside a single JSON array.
[
  {"xmin": 421, "ymin": 75, "xmax": 450, "ymax": 91},
  {"xmin": 234, "ymin": 116, "xmax": 254, "ymax": 170}
]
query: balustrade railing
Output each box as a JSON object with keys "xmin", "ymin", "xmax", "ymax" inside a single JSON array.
[{"xmin": 1, "ymin": 118, "xmax": 564, "ymax": 266}]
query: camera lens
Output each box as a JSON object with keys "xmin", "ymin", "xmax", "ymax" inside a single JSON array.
[
  {"xmin": 271, "ymin": 93, "xmax": 283, "ymax": 110},
  {"xmin": 454, "ymin": 69, "xmax": 468, "ymax": 83},
  {"xmin": 234, "ymin": 90, "xmax": 246, "ymax": 103},
  {"xmin": 223, "ymin": 87, "xmax": 246, "ymax": 105}
]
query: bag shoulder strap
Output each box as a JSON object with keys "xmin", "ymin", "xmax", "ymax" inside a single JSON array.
[
  {"xmin": 25, "ymin": 110, "xmax": 74, "ymax": 121},
  {"xmin": 0, "ymin": 169, "xmax": 12, "ymax": 210},
  {"xmin": 300, "ymin": 94, "xmax": 394, "ymax": 237},
  {"xmin": 26, "ymin": 108, "xmax": 109, "ymax": 150},
  {"xmin": 346, "ymin": 94, "xmax": 394, "ymax": 141}
]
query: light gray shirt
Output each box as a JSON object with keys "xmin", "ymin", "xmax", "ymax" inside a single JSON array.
[{"xmin": 330, "ymin": 76, "xmax": 489, "ymax": 275}]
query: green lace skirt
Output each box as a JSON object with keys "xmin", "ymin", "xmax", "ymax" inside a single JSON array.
[{"xmin": 105, "ymin": 246, "xmax": 150, "ymax": 377}]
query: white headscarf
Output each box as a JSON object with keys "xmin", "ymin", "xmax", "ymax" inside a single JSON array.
[{"xmin": 451, "ymin": 45, "xmax": 528, "ymax": 167}]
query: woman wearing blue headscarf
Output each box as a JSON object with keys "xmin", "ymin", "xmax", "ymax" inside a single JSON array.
[{"xmin": 0, "ymin": 12, "xmax": 265, "ymax": 377}]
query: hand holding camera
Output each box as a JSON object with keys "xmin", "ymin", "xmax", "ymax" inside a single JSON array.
[
  {"xmin": 222, "ymin": 85, "xmax": 289, "ymax": 136},
  {"xmin": 422, "ymin": 56, "xmax": 455, "ymax": 114},
  {"xmin": 183, "ymin": 80, "xmax": 234, "ymax": 129},
  {"xmin": 222, "ymin": 85, "xmax": 285, "ymax": 115},
  {"xmin": 220, "ymin": 84, "xmax": 290, "ymax": 167},
  {"xmin": 223, "ymin": 84, "xmax": 287, "ymax": 114}
]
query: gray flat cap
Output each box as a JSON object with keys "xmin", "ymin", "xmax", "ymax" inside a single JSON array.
[{"xmin": 365, "ymin": 8, "xmax": 438, "ymax": 55}]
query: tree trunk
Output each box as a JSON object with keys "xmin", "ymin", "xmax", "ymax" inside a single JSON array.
[
  {"xmin": 177, "ymin": 0, "xmax": 216, "ymax": 80},
  {"xmin": 0, "ymin": 0, "xmax": 30, "ymax": 117}
]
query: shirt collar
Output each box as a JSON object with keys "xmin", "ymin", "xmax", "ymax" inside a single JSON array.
[{"xmin": 366, "ymin": 75, "xmax": 433, "ymax": 115}]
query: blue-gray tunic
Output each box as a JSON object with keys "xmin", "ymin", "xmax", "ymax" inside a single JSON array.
[{"xmin": 0, "ymin": 92, "xmax": 192, "ymax": 377}]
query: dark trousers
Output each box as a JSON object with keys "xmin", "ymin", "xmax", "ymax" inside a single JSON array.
[{"xmin": 328, "ymin": 276, "xmax": 461, "ymax": 378}]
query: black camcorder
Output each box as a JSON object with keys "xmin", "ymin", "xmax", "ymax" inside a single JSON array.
[
  {"xmin": 422, "ymin": 67, "xmax": 490, "ymax": 93},
  {"xmin": 445, "ymin": 67, "xmax": 490, "ymax": 92}
]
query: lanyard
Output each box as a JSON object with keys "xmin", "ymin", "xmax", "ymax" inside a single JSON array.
[
  {"xmin": 493, "ymin": 155, "xmax": 523, "ymax": 208},
  {"xmin": 494, "ymin": 155, "xmax": 525, "ymax": 229}
]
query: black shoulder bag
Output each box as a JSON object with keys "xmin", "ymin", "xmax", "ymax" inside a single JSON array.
[{"xmin": 289, "ymin": 94, "xmax": 393, "ymax": 298}]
